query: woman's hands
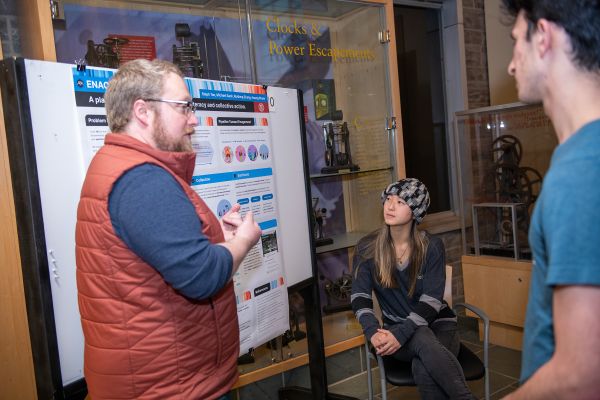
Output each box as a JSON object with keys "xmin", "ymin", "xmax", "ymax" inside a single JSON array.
[{"xmin": 370, "ymin": 328, "xmax": 401, "ymax": 356}]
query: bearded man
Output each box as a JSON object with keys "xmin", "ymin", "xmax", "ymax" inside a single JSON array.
[{"xmin": 75, "ymin": 59, "xmax": 261, "ymax": 400}]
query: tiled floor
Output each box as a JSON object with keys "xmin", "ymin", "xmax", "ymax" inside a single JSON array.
[{"xmin": 326, "ymin": 322, "xmax": 522, "ymax": 400}]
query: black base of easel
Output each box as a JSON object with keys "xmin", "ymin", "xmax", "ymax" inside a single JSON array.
[
  {"xmin": 276, "ymin": 284, "xmax": 358, "ymax": 400},
  {"xmin": 279, "ymin": 386, "xmax": 358, "ymax": 400}
]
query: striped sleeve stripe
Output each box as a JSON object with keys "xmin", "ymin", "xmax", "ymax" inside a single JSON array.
[
  {"xmin": 407, "ymin": 311, "xmax": 428, "ymax": 326},
  {"xmin": 351, "ymin": 293, "xmax": 373, "ymax": 311},
  {"xmin": 413, "ymin": 301, "xmax": 438, "ymax": 323},
  {"xmin": 433, "ymin": 316, "xmax": 458, "ymax": 324},
  {"xmin": 382, "ymin": 309, "xmax": 406, "ymax": 323},
  {"xmin": 351, "ymin": 292, "xmax": 372, "ymax": 301},
  {"xmin": 418, "ymin": 294, "xmax": 442, "ymax": 312},
  {"xmin": 356, "ymin": 308, "xmax": 376, "ymax": 320}
]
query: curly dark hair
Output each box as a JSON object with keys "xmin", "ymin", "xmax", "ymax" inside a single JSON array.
[{"xmin": 501, "ymin": 0, "xmax": 600, "ymax": 72}]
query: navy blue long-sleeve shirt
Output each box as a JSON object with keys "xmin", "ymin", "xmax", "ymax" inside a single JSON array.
[
  {"xmin": 351, "ymin": 234, "xmax": 456, "ymax": 345},
  {"xmin": 108, "ymin": 163, "xmax": 233, "ymax": 300}
]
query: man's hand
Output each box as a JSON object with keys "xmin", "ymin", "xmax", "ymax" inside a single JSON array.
[
  {"xmin": 234, "ymin": 211, "xmax": 262, "ymax": 251},
  {"xmin": 372, "ymin": 328, "xmax": 401, "ymax": 356},
  {"xmin": 217, "ymin": 211, "xmax": 262, "ymax": 276},
  {"xmin": 220, "ymin": 204, "xmax": 243, "ymax": 241}
]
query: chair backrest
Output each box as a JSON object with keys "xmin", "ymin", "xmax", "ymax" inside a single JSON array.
[{"xmin": 444, "ymin": 264, "xmax": 453, "ymax": 308}]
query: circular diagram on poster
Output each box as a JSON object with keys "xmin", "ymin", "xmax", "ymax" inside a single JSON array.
[
  {"xmin": 248, "ymin": 145, "xmax": 258, "ymax": 161},
  {"xmin": 222, "ymin": 146, "xmax": 232, "ymax": 164},
  {"xmin": 217, "ymin": 199, "xmax": 232, "ymax": 217},
  {"xmin": 259, "ymin": 144, "xmax": 270, "ymax": 160},
  {"xmin": 236, "ymin": 145, "xmax": 247, "ymax": 162}
]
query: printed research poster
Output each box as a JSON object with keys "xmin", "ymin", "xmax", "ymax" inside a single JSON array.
[{"xmin": 72, "ymin": 67, "xmax": 290, "ymax": 354}]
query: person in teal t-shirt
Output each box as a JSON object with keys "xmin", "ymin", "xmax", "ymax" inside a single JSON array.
[{"xmin": 501, "ymin": 1, "xmax": 600, "ymax": 399}]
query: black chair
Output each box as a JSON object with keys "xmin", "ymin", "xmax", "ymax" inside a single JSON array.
[{"xmin": 364, "ymin": 267, "xmax": 490, "ymax": 400}]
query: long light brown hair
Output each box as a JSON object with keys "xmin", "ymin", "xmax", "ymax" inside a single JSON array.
[{"xmin": 355, "ymin": 221, "xmax": 429, "ymax": 297}]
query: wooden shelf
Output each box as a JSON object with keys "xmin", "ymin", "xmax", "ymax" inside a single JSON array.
[
  {"xmin": 234, "ymin": 311, "xmax": 364, "ymax": 388},
  {"xmin": 309, "ymin": 166, "xmax": 392, "ymax": 179},
  {"xmin": 315, "ymin": 231, "xmax": 369, "ymax": 254}
]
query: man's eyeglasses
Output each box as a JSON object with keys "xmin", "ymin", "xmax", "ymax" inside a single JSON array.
[{"xmin": 144, "ymin": 98, "xmax": 198, "ymax": 115}]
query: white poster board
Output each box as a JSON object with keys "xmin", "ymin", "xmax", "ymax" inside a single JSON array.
[{"xmin": 21, "ymin": 59, "xmax": 313, "ymax": 385}]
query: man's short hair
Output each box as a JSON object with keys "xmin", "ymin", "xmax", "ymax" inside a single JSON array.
[
  {"xmin": 105, "ymin": 59, "xmax": 184, "ymax": 133},
  {"xmin": 502, "ymin": 0, "xmax": 600, "ymax": 73}
]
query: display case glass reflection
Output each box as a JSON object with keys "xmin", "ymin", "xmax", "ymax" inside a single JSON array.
[
  {"xmin": 53, "ymin": 0, "xmax": 253, "ymax": 82},
  {"xmin": 243, "ymin": 0, "xmax": 393, "ymax": 342},
  {"xmin": 455, "ymin": 103, "xmax": 558, "ymax": 260}
]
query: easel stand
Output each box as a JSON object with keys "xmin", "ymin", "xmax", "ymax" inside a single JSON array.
[{"xmin": 278, "ymin": 282, "xmax": 358, "ymax": 400}]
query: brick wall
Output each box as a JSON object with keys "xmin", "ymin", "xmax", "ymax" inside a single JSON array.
[
  {"xmin": 438, "ymin": 0, "xmax": 492, "ymax": 307},
  {"xmin": 463, "ymin": 0, "xmax": 490, "ymax": 109}
]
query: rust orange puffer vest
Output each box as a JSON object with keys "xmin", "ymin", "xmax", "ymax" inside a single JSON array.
[{"xmin": 76, "ymin": 134, "xmax": 239, "ymax": 400}]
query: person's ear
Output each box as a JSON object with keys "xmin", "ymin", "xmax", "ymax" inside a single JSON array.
[
  {"xmin": 131, "ymin": 99, "xmax": 153, "ymax": 127},
  {"xmin": 535, "ymin": 18, "xmax": 553, "ymax": 58}
]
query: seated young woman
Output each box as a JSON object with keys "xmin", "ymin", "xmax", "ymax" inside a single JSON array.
[{"xmin": 351, "ymin": 178, "xmax": 475, "ymax": 400}]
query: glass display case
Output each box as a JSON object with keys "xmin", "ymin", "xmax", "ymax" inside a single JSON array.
[
  {"xmin": 46, "ymin": 0, "xmax": 397, "ymax": 394},
  {"xmin": 0, "ymin": 2, "xmax": 401, "ymax": 399},
  {"xmin": 456, "ymin": 102, "xmax": 558, "ymax": 351},
  {"xmin": 454, "ymin": 102, "xmax": 558, "ymax": 260}
]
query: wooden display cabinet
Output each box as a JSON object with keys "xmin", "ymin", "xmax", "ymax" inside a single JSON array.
[{"xmin": 462, "ymin": 255, "xmax": 531, "ymax": 350}]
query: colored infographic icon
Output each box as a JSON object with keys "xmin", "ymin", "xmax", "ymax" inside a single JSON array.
[
  {"xmin": 217, "ymin": 199, "xmax": 232, "ymax": 217},
  {"xmin": 236, "ymin": 145, "xmax": 247, "ymax": 162},
  {"xmin": 248, "ymin": 144, "xmax": 258, "ymax": 161},
  {"xmin": 259, "ymin": 144, "xmax": 270, "ymax": 160},
  {"xmin": 222, "ymin": 146, "xmax": 232, "ymax": 163}
]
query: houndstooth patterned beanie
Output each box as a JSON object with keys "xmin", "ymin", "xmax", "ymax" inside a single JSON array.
[{"xmin": 381, "ymin": 178, "xmax": 430, "ymax": 224}]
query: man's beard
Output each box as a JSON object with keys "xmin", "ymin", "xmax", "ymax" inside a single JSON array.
[{"xmin": 152, "ymin": 117, "xmax": 193, "ymax": 153}]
